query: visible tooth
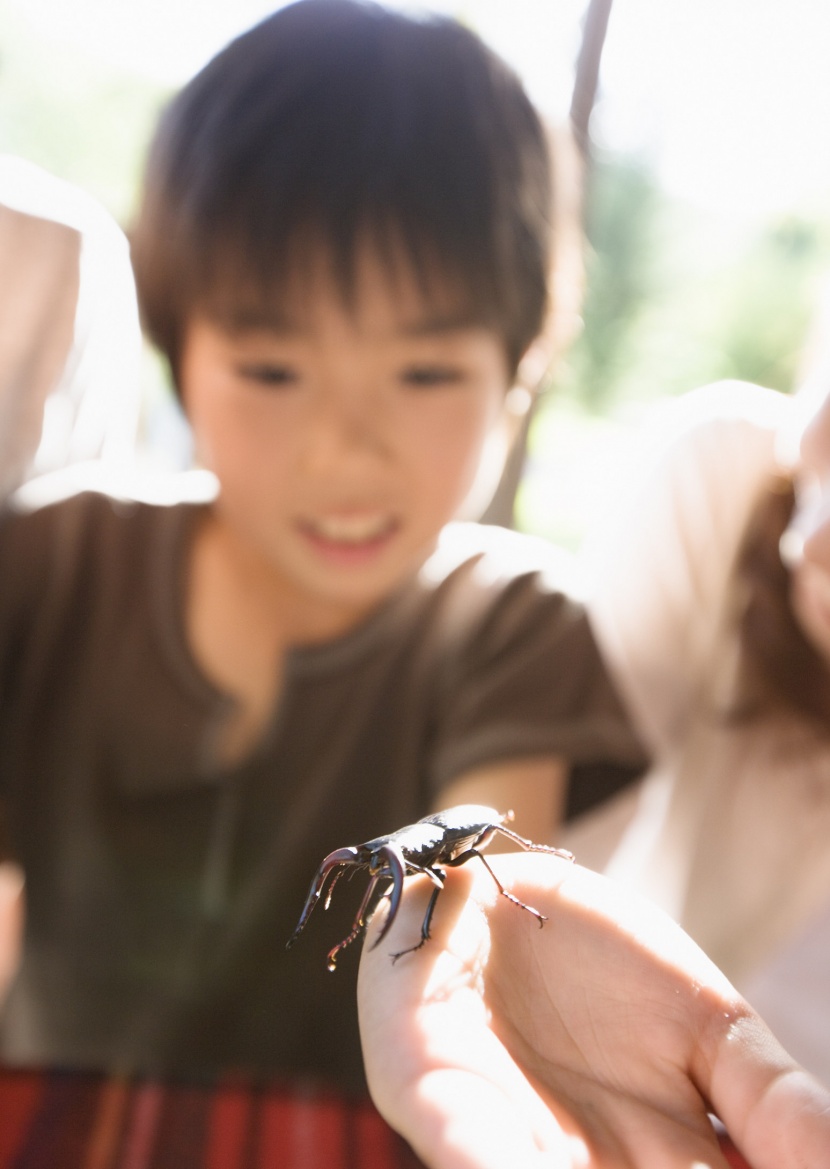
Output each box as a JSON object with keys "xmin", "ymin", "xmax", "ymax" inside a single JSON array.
[{"xmin": 314, "ymin": 515, "xmax": 389, "ymax": 542}]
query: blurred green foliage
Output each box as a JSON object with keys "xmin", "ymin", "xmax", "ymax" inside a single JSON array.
[
  {"xmin": 702, "ymin": 217, "xmax": 830, "ymax": 388},
  {"xmin": 520, "ymin": 154, "xmax": 830, "ymax": 545},
  {"xmin": 552, "ymin": 154, "xmax": 830, "ymax": 417},
  {"xmin": 558, "ymin": 157, "xmax": 663, "ymax": 412}
]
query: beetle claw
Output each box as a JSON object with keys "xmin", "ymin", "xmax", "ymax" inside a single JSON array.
[{"xmin": 286, "ymin": 847, "xmax": 360, "ymax": 948}]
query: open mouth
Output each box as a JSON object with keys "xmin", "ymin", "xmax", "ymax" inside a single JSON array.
[{"xmin": 298, "ymin": 512, "xmax": 399, "ymax": 562}]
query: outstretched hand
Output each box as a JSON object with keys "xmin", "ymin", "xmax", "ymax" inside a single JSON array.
[{"xmin": 358, "ymin": 852, "xmax": 830, "ymax": 1169}]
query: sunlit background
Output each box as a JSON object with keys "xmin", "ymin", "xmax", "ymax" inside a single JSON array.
[{"xmin": 3, "ymin": 0, "xmax": 830, "ymax": 545}]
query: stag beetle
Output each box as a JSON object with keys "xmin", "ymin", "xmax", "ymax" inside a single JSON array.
[{"xmin": 286, "ymin": 804, "xmax": 574, "ymax": 970}]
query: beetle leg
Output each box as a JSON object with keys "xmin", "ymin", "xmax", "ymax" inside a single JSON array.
[
  {"xmin": 326, "ymin": 871, "xmax": 386, "ymax": 971},
  {"xmin": 323, "ymin": 868, "xmax": 348, "ymax": 911},
  {"xmin": 446, "ymin": 849, "xmax": 549, "ymax": 926},
  {"xmin": 390, "ymin": 867, "xmax": 446, "ymax": 963},
  {"xmin": 488, "ymin": 824, "xmax": 574, "ymax": 862},
  {"xmin": 286, "ymin": 846, "xmax": 360, "ymax": 948}
]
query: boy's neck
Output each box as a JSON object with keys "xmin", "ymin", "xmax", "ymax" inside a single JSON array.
[{"xmin": 183, "ymin": 510, "xmax": 385, "ymax": 760}]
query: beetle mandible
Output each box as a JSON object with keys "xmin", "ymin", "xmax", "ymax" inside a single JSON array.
[{"xmin": 286, "ymin": 804, "xmax": 574, "ymax": 971}]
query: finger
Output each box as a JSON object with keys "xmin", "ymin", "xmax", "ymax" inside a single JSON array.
[
  {"xmin": 359, "ymin": 871, "xmax": 580, "ymax": 1167},
  {"xmin": 702, "ymin": 1012, "xmax": 830, "ymax": 1169},
  {"xmin": 576, "ymin": 1089, "xmax": 735, "ymax": 1169},
  {"xmin": 393, "ymin": 1068, "xmax": 581, "ymax": 1169}
]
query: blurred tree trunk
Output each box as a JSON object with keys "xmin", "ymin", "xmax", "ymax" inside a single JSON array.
[
  {"xmin": 570, "ymin": 0, "xmax": 615, "ymax": 163},
  {"xmin": 481, "ymin": 0, "xmax": 614, "ymax": 528}
]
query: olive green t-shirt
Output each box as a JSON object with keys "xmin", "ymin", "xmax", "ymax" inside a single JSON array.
[{"xmin": 0, "ymin": 490, "xmax": 645, "ymax": 1090}]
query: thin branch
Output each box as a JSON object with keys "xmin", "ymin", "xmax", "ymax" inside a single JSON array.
[{"xmin": 570, "ymin": 0, "xmax": 615, "ymax": 160}]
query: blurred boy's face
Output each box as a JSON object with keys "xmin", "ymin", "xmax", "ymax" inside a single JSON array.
[{"xmin": 179, "ymin": 246, "xmax": 510, "ymax": 633}]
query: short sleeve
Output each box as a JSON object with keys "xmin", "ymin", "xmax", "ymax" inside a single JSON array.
[
  {"xmin": 423, "ymin": 525, "xmax": 648, "ymax": 795},
  {"xmin": 583, "ymin": 381, "xmax": 788, "ymax": 754}
]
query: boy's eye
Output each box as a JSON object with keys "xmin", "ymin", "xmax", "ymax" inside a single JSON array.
[
  {"xmin": 401, "ymin": 365, "xmax": 463, "ymax": 388},
  {"xmin": 235, "ymin": 362, "xmax": 298, "ymax": 387}
]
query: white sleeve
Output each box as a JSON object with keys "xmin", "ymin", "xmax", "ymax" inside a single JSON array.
[
  {"xmin": 583, "ymin": 381, "xmax": 788, "ymax": 755},
  {"xmin": 0, "ymin": 201, "xmax": 79, "ymax": 499},
  {"xmin": 0, "ymin": 156, "xmax": 142, "ymax": 495}
]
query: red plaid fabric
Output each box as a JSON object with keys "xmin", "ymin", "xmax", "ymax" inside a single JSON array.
[
  {"xmin": 0, "ymin": 1065, "xmax": 753, "ymax": 1167},
  {"xmin": 0, "ymin": 1068, "xmax": 426, "ymax": 1168}
]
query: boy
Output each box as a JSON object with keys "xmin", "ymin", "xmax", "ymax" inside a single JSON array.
[{"xmin": 0, "ymin": 0, "xmax": 644, "ymax": 1091}]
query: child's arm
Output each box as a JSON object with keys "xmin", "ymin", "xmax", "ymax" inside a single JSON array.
[
  {"xmin": 422, "ymin": 529, "xmax": 641, "ymax": 848},
  {"xmin": 359, "ymin": 851, "xmax": 830, "ymax": 1169},
  {"xmin": 432, "ymin": 756, "xmax": 568, "ymax": 847}
]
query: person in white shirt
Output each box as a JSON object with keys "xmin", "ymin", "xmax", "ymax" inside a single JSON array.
[{"xmin": 568, "ymin": 375, "xmax": 830, "ymax": 1084}]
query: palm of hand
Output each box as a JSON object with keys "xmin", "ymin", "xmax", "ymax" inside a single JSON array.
[{"xmin": 358, "ymin": 852, "xmax": 829, "ymax": 1169}]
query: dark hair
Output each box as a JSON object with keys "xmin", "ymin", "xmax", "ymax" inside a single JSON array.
[
  {"xmin": 730, "ymin": 473, "xmax": 830, "ymax": 727},
  {"xmin": 131, "ymin": 0, "xmax": 563, "ymax": 393}
]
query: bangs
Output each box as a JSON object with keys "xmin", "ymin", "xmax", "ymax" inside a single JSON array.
[
  {"xmin": 130, "ymin": 0, "xmax": 554, "ymax": 386},
  {"xmin": 178, "ymin": 212, "xmax": 513, "ymax": 340}
]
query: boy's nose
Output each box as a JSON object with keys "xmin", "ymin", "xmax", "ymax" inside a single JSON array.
[{"xmin": 303, "ymin": 393, "xmax": 390, "ymax": 470}]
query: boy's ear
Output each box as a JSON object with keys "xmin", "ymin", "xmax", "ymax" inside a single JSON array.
[
  {"xmin": 515, "ymin": 338, "xmax": 553, "ymax": 395},
  {"xmin": 503, "ymin": 383, "xmax": 533, "ymax": 446}
]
